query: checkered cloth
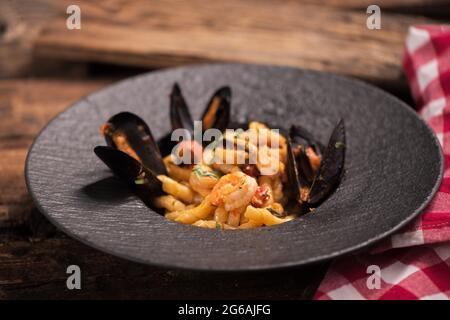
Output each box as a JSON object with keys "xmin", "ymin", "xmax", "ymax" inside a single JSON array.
[{"xmin": 314, "ymin": 25, "xmax": 450, "ymax": 300}]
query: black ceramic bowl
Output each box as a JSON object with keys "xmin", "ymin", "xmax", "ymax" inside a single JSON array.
[{"xmin": 25, "ymin": 64, "xmax": 443, "ymax": 271}]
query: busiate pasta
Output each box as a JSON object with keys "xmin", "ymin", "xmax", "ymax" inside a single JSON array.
[
  {"xmin": 154, "ymin": 122, "xmax": 297, "ymax": 229},
  {"xmin": 96, "ymin": 85, "xmax": 345, "ymax": 231}
]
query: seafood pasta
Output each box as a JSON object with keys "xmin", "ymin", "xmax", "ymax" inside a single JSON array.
[
  {"xmin": 158, "ymin": 121, "xmax": 294, "ymax": 229},
  {"xmin": 95, "ymin": 84, "xmax": 345, "ymax": 229}
]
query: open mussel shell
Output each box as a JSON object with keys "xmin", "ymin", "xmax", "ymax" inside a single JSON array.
[
  {"xmin": 286, "ymin": 138, "xmax": 308, "ymax": 215},
  {"xmin": 285, "ymin": 120, "xmax": 346, "ymax": 212},
  {"xmin": 170, "ymin": 84, "xmax": 231, "ymax": 134},
  {"xmin": 94, "ymin": 146, "xmax": 164, "ymax": 211},
  {"xmin": 308, "ymin": 119, "xmax": 346, "ymax": 205},
  {"xmin": 101, "ymin": 112, "xmax": 167, "ymax": 175},
  {"xmin": 289, "ymin": 125, "xmax": 324, "ymax": 156},
  {"xmin": 170, "ymin": 83, "xmax": 194, "ymax": 132},
  {"xmin": 292, "ymin": 146, "xmax": 314, "ymax": 186},
  {"xmin": 289, "ymin": 124, "xmax": 325, "ymax": 186},
  {"xmin": 201, "ymin": 86, "xmax": 231, "ymax": 132}
]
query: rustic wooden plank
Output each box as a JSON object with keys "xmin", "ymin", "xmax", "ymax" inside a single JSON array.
[
  {"xmin": 0, "ymin": 0, "xmax": 57, "ymax": 77},
  {"xmin": 0, "ymin": 236, "xmax": 328, "ymax": 299},
  {"xmin": 300, "ymin": 0, "xmax": 449, "ymax": 9},
  {"xmin": 0, "ymin": 78, "xmax": 327, "ymax": 299},
  {"xmin": 34, "ymin": 0, "xmax": 437, "ymax": 91},
  {"xmin": 0, "ymin": 79, "xmax": 110, "ymax": 227},
  {"xmin": 315, "ymin": 0, "xmax": 450, "ymax": 19}
]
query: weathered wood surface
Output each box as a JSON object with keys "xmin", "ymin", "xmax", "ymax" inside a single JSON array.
[
  {"xmin": 0, "ymin": 78, "xmax": 327, "ymax": 299},
  {"xmin": 302, "ymin": 0, "xmax": 450, "ymax": 10},
  {"xmin": 33, "ymin": 0, "xmax": 442, "ymax": 92},
  {"xmin": 1, "ymin": 0, "xmax": 446, "ymax": 300},
  {"xmin": 0, "ymin": 236, "xmax": 327, "ymax": 299},
  {"xmin": 0, "ymin": 79, "xmax": 110, "ymax": 227}
]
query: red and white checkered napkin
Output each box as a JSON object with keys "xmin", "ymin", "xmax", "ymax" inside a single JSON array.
[{"xmin": 314, "ymin": 25, "xmax": 450, "ymax": 300}]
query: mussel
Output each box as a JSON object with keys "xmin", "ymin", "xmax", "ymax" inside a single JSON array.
[
  {"xmin": 94, "ymin": 83, "xmax": 345, "ymax": 221},
  {"xmin": 168, "ymin": 83, "xmax": 232, "ymax": 165},
  {"xmin": 100, "ymin": 112, "xmax": 166, "ymax": 175},
  {"xmin": 94, "ymin": 145, "xmax": 164, "ymax": 211},
  {"xmin": 286, "ymin": 120, "xmax": 346, "ymax": 213},
  {"xmin": 308, "ymin": 120, "xmax": 345, "ymax": 205},
  {"xmin": 170, "ymin": 83, "xmax": 231, "ymax": 134}
]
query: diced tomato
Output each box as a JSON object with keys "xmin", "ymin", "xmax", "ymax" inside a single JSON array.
[
  {"xmin": 242, "ymin": 164, "xmax": 260, "ymax": 177},
  {"xmin": 251, "ymin": 184, "xmax": 272, "ymax": 208}
]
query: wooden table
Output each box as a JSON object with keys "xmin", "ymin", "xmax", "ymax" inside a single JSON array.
[{"xmin": 0, "ymin": 0, "xmax": 448, "ymax": 299}]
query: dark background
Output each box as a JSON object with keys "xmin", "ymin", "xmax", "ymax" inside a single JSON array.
[{"xmin": 0, "ymin": 0, "xmax": 449, "ymax": 299}]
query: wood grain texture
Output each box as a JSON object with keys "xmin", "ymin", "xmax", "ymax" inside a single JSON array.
[
  {"xmin": 0, "ymin": 0, "xmax": 56, "ymax": 77},
  {"xmin": 0, "ymin": 236, "xmax": 327, "ymax": 299},
  {"xmin": 34, "ymin": 0, "xmax": 438, "ymax": 91},
  {"xmin": 0, "ymin": 77, "xmax": 327, "ymax": 299},
  {"xmin": 0, "ymin": 79, "xmax": 110, "ymax": 227},
  {"xmin": 1, "ymin": 0, "xmax": 446, "ymax": 299},
  {"xmin": 300, "ymin": 0, "xmax": 450, "ymax": 9}
]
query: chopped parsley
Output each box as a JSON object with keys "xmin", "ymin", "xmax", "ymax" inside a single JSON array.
[
  {"xmin": 134, "ymin": 178, "xmax": 145, "ymax": 185},
  {"xmin": 192, "ymin": 166, "xmax": 223, "ymax": 179},
  {"xmin": 335, "ymin": 141, "xmax": 345, "ymax": 149}
]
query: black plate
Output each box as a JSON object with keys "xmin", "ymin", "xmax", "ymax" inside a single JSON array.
[{"xmin": 25, "ymin": 64, "xmax": 443, "ymax": 271}]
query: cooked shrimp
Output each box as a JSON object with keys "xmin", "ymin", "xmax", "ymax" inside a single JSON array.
[
  {"xmin": 189, "ymin": 165, "xmax": 221, "ymax": 196},
  {"xmin": 210, "ymin": 172, "xmax": 258, "ymax": 211},
  {"xmin": 227, "ymin": 205, "xmax": 246, "ymax": 227},
  {"xmin": 214, "ymin": 206, "xmax": 228, "ymax": 223}
]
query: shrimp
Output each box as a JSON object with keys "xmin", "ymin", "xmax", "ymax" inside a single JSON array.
[
  {"xmin": 210, "ymin": 172, "xmax": 258, "ymax": 211},
  {"xmin": 227, "ymin": 205, "xmax": 246, "ymax": 227},
  {"xmin": 189, "ymin": 164, "xmax": 222, "ymax": 196},
  {"xmin": 214, "ymin": 206, "xmax": 228, "ymax": 223}
]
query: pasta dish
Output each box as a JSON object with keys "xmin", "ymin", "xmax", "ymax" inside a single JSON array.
[{"xmin": 94, "ymin": 84, "xmax": 345, "ymax": 229}]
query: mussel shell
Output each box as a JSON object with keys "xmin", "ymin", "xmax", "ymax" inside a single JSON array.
[
  {"xmin": 170, "ymin": 84, "xmax": 231, "ymax": 134},
  {"xmin": 94, "ymin": 146, "xmax": 164, "ymax": 211},
  {"xmin": 201, "ymin": 86, "xmax": 231, "ymax": 132},
  {"xmin": 297, "ymin": 147, "xmax": 314, "ymax": 186},
  {"xmin": 285, "ymin": 138, "xmax": 312, "ymax": 215},
  {"xmin": 170, "ymin": 83, "xmax": 194, "ymax": 133},
  {"xmin": 289, "ymin": 125, "xmax": 324, "ymax": 156},
  {"xmin": 103, "ymin": 112, "xmax": 167, "ymax": 175},
  {"xmin": 286, "ymin": 138, "xmax": 302, "ymax": 205},
  {"xmin": 308, "ymin": 120, "xmax": 346, "ymax": 205}
]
